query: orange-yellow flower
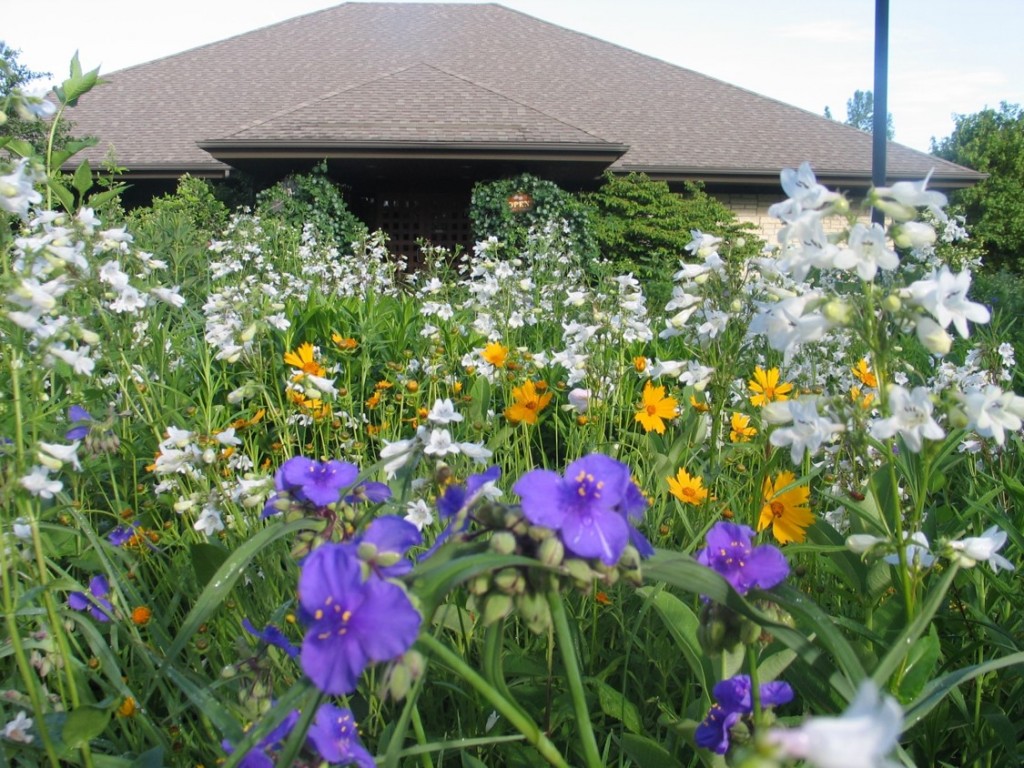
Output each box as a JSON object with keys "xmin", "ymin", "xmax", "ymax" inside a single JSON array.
[
  {"xmin": 758, "ymin": 471, "xmax": 814, "ymax": 544},
  {"xmin": 283, "ymin": 342, "xmax": 326, "ymax": 378},
  {"xmin": 729, "ymin": 412, "xmax": 757, "ymax": 443},
  {"xmin": 851, "ymin": 358, "xmax": 878, "ymax": 388},
  {"xmin": 331, "ymin": 333, "xmax": 358, "ymax": 351},
  {"xmin": 117, "ymin": 697, "xmax": 137, "ymax": 717},
  {"xmin": 850, "ymin": 386, "xmax": 875, "ymax": 410},
  {"xmin": 131, "ymin": 606, "xmax": 152, "ymax": 626},
  {"xmin": 667, "ymin": 467, "xmax": 708, "ymax": 506},
  {"xmin": 635, "ymin": 380, "xmax": 678, "ymax": 434},
  {"xmin": 748, "ymin": 366, "xmax": 793, "ymax": 407},
  {"xmin": 504, "ymin": 380, "xmax": 552, "ymax": 425},
  {"xmin": 690, "ymin": 395, "xmax": 710, "ymax": 413},
  {"xmin": 482, "ymin": 342, "xmax": 510, "ymax": 369},
  {"xmin": 633, "ymin": 356, "xmax": 648, "ymax": 373}
]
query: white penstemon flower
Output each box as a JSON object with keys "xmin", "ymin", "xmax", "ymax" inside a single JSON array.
[
  {"xmin": 768, "ymin": 397, "xmax": 844, "ymax": 465},
  {"xmin": 766, "ymin": 681, "xmax": 903, "ymax": 768},
  {"xmin": 869, "ymin": 385, "xmax": 945, "ymax": 453},
  {"xmin": 958, "ymin": 385, "xmax": 1024, "ymax": 446},
  {"xmin": 947, "ymin": 526, "xmax": 1015, "ymax": 572}
]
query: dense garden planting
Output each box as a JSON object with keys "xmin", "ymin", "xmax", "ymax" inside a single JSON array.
[{"xmin": 2, "ymin": 60, "xmax": 1023, "ymax": 768}]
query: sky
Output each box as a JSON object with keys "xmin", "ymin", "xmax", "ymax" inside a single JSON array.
[{"xmin": 5, "ymin": 0, "xmax": 1023, "ymax": 153}]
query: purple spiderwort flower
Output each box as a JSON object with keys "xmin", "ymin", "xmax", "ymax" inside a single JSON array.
[
  {"xmin": 68, "ymin": 575, "xmax": 113, "ymax": 622},
  {"xmin": 298, "ymin": 542, "xmax": 421, "ymax": 695},
  {"xmin": 242, "ymin": 618, "xmax": 299, "ymax": 659},
  {"xmin": 514, "ymin": 454, "xmax": 643, "ymax": 566},
  {"xmin": 65, "ymin": 405, "xmax": 94, "ymax": 441},
  {"xmin": 353, "ymin": 515, "xmax": 422, "ymax": 577},
  {"xmin": 697, "ymin": 521, "xmax": 789, "ymax": 596},
  {"xmin": 307, "ymin": 703, "xmax": 375, "ymax": 767},
  {"xmin": 345, "ymin": 480, "xmax": 391, "ymax": 505},
  {"xmin": 222, "ymin": 708, "xmax": 299, "ymax": 768},
  {"xmin": 696, "ymin": 674, "xmax": 794, "ymax": 754},
  {"xmin": 277, "ymin": 456, "xmax": 359, "ymax": 507},
  {"xmin": 419, "ymin": 466, "xmax": 502, "ymax": 561},
  {"xmin": 107, "ymin": 522, "xmax": 139, "ymax": 547}
]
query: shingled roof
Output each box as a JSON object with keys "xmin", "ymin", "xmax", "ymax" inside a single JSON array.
[{"xmin": 64, "ymin": 2, "xmax": 980, "ymax": 188}]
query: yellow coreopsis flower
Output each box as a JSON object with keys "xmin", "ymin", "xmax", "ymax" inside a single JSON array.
[
  {"xmin": 851, "ymin": 358, "xmax": 878, "ymax": 388},
  {"xmin": 331, "ymin": 332, "xmax": 358, "ymax": 351},
  {"xmin": 482, "ymin": 342, "xmax": 510, "ymax": 369},
  {"xmin": 283, "ymin": 342, "xmax": 326, "ymax": 378},
  {"xmin": 635, "ymin": 380, "xmax": 679, "ymax": 434},
  {"xmin": 729, "ymin": 412, "xmax": 757, "ymax": 443},
  {"xmin": 504, "ymin": 380, "xmax": 553, "ymax": 425},
  {"xmin": 748, "ymin": 366, "xmax": 793, "ymax": 408},
  {"xmin": 758, "ymin": 471, "xmax": 814, "ymax": 544},
  {"xmin": 667, "ymin": 467, "xmax": 708, "ymax": 506}
]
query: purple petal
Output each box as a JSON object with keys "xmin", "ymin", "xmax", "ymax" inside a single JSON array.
[
  {"xmin": 243, "ymin": 618, "xmax": 299, "ymax": 659},
  {"xmin": 560, "ymin": 506, "xmax": 629, "ymax": 565},
  {"xmin": 345, "ymin": 481, "xmax": 391, "ymax": 504},
  {"xmin": 695, "ymin": 703, "xmax": 741, "ymax": 754},
  {"xmin": 301, "ymin": 633, "xmax": 369, "ymax": 696},
  {"xmin": 279, "ymin": 456, "xmax": 315, "ymax": 490},
  {"xmin": 744, "ymin": 545, "xmax": 790, "ymax": 592},
  {"xmin": 68, "ymin": 405, "xmax": 93, "ymax": 423},
  {"xmin": 713, "ymin": 675, "xmax": 752, "ymax": 712},
  {"xmin": 89, "ymin": 575, "xmax": 110, "ymax": 597},
  {"xmin": 69, "ymin": 591, "xmax": 89, "ymax": 611},
  {"xmin": 361, "ymin": 516, "xmax": 422, "ymax": 556},
  {"xmin": 759, "ymin": 680, "xmax": 794, "ymax": 708},
  {"xmin": 513, "ymin": 469, "xmax": 567, "ymax": 528},
  {"xmin": 349, "ymin": 578, "xmax": 421, "ymax": 663},
  {"xmin": 307, "ymin": 704, "xmax": 375, "ymax": 768},
  {"xmin": 65, "ymin": 425, "xmax": 90, "ymax": 441}
]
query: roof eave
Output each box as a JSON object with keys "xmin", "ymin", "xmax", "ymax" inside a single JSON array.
[
  {"xmin": 197, "ymin": 140, "xmax": 630, "ymax": 164},
  {"xmin": 619, "ymin": 165, "xmax": 985, "ymax": 190}
]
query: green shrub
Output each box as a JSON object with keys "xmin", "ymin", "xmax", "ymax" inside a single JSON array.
[
  {"xmin": 469, "ymin": 173, "xmax": 596, "ymax": 260},
  {"xmin": 254, "ymin": 160, "xmax": 368, "ymax": 251},
  {"xmin": 584, "ymin": 172, "xmax": 762, "ymax": 306},
  {"xmin": 127, "ymin": 175, "xmax": 230, "ymax": 300}
]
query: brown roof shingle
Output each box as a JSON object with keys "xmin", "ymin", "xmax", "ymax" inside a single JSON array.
[{"xmin": 64, "ymin": 2, "xmax": 980, "ymax": 185}]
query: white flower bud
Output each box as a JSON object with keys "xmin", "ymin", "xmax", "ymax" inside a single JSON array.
[{"xmin": 915, "ymin": 316, "xmax": 952, "ymax": 355}]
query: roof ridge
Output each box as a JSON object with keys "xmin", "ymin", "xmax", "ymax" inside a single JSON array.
[
  {"xmin": 212, "ymin": 64, "xmax": 420, "ymax": 140},
  {"xmin": 415, "ymin": 61, "xmax": 616, "ymax": 144}
]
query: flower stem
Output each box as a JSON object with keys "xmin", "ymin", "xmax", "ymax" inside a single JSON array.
[
  {"xmin": 547, "ymin": 589, "xmax": 604, "ymax": 768},
  {"xmin": 417, "ymin": 633, "xmax": 570, "ymax": 768}
]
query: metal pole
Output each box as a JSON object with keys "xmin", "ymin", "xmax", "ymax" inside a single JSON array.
[{"xmin": 872, "ymin": 0, "xmax": 889, "ymax": 225}]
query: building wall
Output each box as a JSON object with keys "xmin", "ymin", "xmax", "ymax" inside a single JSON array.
[{"xmin": 717, "ymin": 192, "xmax": 869, "ymax": 247}]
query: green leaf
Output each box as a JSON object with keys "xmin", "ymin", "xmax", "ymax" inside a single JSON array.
[
  {"xmin": 72, "ymin": 160, "xmax": 93, "ymax": 198},
  {"xmin": 872, "ymin": 564, "xmax": 958, "ymax": 687},
  {"xmin": 62, "ymin": 704, "xmax": 111, "ymax": 749},
  {"xmin": 461, "ymin": 752, "xmax": 489, "ymax": 768},
  {"xmin": 896, "ymin": 624, "xmax": 940, "ymax": 702},
  {"xmin": 47, "ymin": 178, "xmax": 75, "ymax": 213},
  {"xmin": 588, "ymin": 678, "xmax": 642, "ymax": 734},
  {"xmin": 161, "ymin": 517, "xmax": 318, "ymax": 665},
  {"xmin": 904, "ymin": 651, "xmax": 1024, "ymax": 729},
  {"xmin": 190, "ymin": 542, "xmax": 229, "ymax": 588},
  {"xmin": 3, "ymin": 138, "xmax": 35, "ymax": 158},
  {"xmin": 619, "ymin": 733, "xmax": 683, "ymax": 768},
  {"xmin": 636, "ymin": 586, "xmax": 713, "ymax": 694}
]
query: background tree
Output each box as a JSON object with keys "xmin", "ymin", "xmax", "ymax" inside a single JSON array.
[
  {"xmin": 825, "ymin": 89, "xmax": 894, "ymax": 140},
  {"xmin": 932, "ymin": 102, "xmax": 1024, "ymax": 271},
  {"xmin": 0, "ymin": 40, "xmax": 70, "ymax": 156}
]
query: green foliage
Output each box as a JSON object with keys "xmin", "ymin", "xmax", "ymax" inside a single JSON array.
[
  {"xmin": 843, "ymin": 89, "xmax": 895, "ymax": 140},
  {"xmin": 584, "ymin": 172, "xmax": 762, "ymax": 305},
  {"xmin": 127, "ymin": 175, "xmax": 230, "ymax": 301},
  {"xmin": 254, "ymin": 160, "xmax": 367, "ymax": 251},
  {"xmin": 0, "ymin": 40, "xmax": 72, "ymax": 157},
  {"xmin": 932, "ymin": 103, "xmax": 1024, "ymax": 271},
  {"xmin": 469, "ymin": 173, "xmax": 596, "ymax": 260}
]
